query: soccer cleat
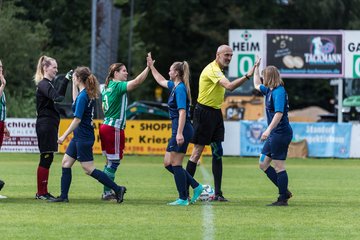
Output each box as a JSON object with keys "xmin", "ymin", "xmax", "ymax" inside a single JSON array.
[
  {"xmin": 286, "ymin": 190, "xmax": 293, "ymax": 201},
  {"xmin": 190, "ymin": 184, "xmax": 204, "ymax": 204},
  {"xmin": 35, "ymin": 193, "xmax": 56, "ymax": 200},
  {"xmin": 267, "ymin": 197, "xmax": 288, "ymax": 206},
  {"xmin": 48, "ymin": 197, "xmax": 69, "ymax": 203},
  {"xmin": 212, "ymin": 194, "xmax": 229, "ymax": 202},
  {"xmin": 167, "ymin": 198, "xmax": 189, "ymax": 206},
  {"xmin": 0, "ymin": 195, "xmax": 7, "ymax": 199},
  {"xmin": 101, "ymin": 192, "xmax": 116, "ymax": 201},
  {"xmin": 0, "ymin": 180, "xmax": 5, "ymax": 191},
  {"xmin": 115, "ymin": 186, "xmax": 127, "ymax": 203}
]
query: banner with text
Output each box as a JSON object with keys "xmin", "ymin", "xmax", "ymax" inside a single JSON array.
[
  {"xmin": 58, "ymin": 119, "xmax": 211, "ymax": 155},
  {"xmin": 240, "ymin": 121, "xmax": 351, "ymax": 158}
]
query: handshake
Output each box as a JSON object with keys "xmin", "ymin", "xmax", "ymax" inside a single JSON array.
[{"xmin": 65, "ymin": 70, "xmax": 74, "ymax": 81}]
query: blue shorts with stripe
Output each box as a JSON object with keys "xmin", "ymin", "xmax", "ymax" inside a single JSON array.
[
  {"xmin": 166, "ymin": 118, "xmax": 193, "ymax": 154},
  {"xmin": 66, "ymin": 139, "xmax": 94, "ymax": 162},
  {"xmin": 261, "ymin": 130, "xmax": 293, "ymax": 160}
]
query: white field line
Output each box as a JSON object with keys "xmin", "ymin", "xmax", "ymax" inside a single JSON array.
[{"xmin": 199, "ymin": 166, "xmax": 214, "ymax": 240}]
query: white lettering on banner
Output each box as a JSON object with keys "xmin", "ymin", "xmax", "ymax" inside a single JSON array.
[
  {"xmin": 294, "ymin": 134, "xmax": 345, "ymax": 144},
  {"xmin": 304, "ymin": 53, "xmax": 342, "ymax": 64},
  {"xmin": 306, "ymin": 125, "xmax": 335, "ymax": 134}
]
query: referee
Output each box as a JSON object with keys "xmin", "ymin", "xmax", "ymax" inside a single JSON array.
[{"xmin": 186, "ymin": 45, "xmax": 258, "ymax": 201}]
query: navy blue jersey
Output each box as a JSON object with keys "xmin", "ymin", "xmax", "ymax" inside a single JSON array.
[
  {"xmin": 167, "ymin": 81, "xmax": 190, "ymax": 120},
  {"xmin": 260, "ymin": 84, "xmax": 291, "ymax": 134},
  {"xmin": 72, "ymin": 89, "xmax": 95, "ymax": 141}
]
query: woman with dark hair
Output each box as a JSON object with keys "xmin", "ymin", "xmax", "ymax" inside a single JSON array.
[
  {"xmin": 50, "ymin": 66, "xmax": 126, "ymax": 203},
  {"xmin": 99, "ymin": 59, "xmax": 149, "ymax": 200},
  {"xmin": 253, "ymin": 59, "xmax": 293, "ymax": 206},
  {"xmin": 34, "ymin": 55, "xmax": 72, "ymax": 200}
]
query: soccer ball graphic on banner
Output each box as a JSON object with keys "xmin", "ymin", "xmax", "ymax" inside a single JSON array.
[{"xmin": 199, "ymin": 185, "xmax": 215, "ymax": 201}]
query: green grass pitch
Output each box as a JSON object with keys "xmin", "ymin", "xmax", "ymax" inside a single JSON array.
[{"xmin": 0, "ymin": 153, "xmax": 360, "ymax": 239}]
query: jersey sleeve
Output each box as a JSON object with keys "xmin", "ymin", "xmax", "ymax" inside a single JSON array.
[
  {"xmin": 167, "ymin": 80, "xmax": 174, "ymax": 91},
  {"xmin": 114, "ymin": 81, "xmax": 128, "ymax": 95},
  {"xmin": 175, "ymin": 84, "xmax": 187, "ymax": 110},
  {"xmin": 259, "ymin": 84, "xmax": 268, "ymax": 96},
  {"xmin": 273, "ymin": 87, "xmax": 286, "ymax": 113},
  {"xmin": 74, "ymin": 93, "xmax": 87, "ymax": 119},
  {"xmin": 207, "ymin": 68, "xmax": 225, "ymax": 84},
  {"xmin": 38, "ymin": 80, "xmax": 64, "ymax": 102}
]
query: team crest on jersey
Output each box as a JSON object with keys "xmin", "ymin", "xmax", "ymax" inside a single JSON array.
[{"xmin": 246, "ymin": 122, "xmax": 266, "ymax": 144}]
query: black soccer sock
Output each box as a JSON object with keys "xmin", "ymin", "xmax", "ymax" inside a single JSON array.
[
  {"xmin": 212, "ymin": 156, "xmax": 223, "ymax": 195},
  {"xmin": 186, "ymin": 160, "xmax": 197, "ymax": 177},
  {"xmin": 264, "ymin": 166, "xmax": 278, "ymax": 187},
  {"xmin": 277, "ymin": 170, "xmax": 288, "ymax": 200}
]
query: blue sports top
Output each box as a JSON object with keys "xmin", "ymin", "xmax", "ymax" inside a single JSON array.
[
  {"xmin": 72, "ymin": 89, "xmax": 95, "ymax": 141},
  {"xmin": 260, "ymin": 84, "xmax": 291, "ymax": 133},
  {"xmin": 167, "ymin": 81, "xmax": 190, "ymax": 120}
]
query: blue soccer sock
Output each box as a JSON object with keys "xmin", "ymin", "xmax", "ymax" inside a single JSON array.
[
  {"xmin": 91, "ymin": 169, "xmax": 120, "ymax": 193},
  {"xmin": 264, "ymin": 166, "xmax": 278, "ymax": 187},
  {"xmin": 60, "ymin": 168, "xmax": 72, "ymax": 199},
  {"xmin": 165, "ymin": 165, "xmax": 174, "ymax": 173},
  {"xmin": 172, "ymin": 166, "xmax": 187, "ymax": 200},
  {"xmin": 277, "ymin": 170, "xmax": 288, "ymax": 200}
]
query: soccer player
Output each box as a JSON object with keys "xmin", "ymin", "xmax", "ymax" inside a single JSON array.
[
  {"xmin": 147, "ymin": 53, "xmax": 203, "ymax": 206},
  {"xmin": 50, "ymin": 66, "xmax": 126, "ymax": 203},
  {"xmin": 34, "ymin": 55, "xmax": 72, "ymax": 200},
  {"xmin": 186, "ymin": 45, "xmax": 258, "ymax": 201},
  {"xmin": 0, "ymin": 59, "xmax": 10, "ymax": 199},
  {"xmin": 99, "ymin": 60, "xmax": 150, "ymax": 200},
  {"xmin": 253, "ymin": 59, "xmax": 293, "ymax": 206}
]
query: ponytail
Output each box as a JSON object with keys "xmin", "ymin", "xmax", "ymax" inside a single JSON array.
[
  {"xmin": 34, "ymin": 55, "xmax": 56, "ymax": 85},
  {"xmin": 74, "ymin": 66, "xmax": 100, "ymax": 100}
]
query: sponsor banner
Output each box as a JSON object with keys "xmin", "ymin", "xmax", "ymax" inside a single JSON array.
[
  {"xmin": 228, "ymin": 29, "xmax": 265, "ymax": 77},
  {"xmin": 267, "ymin": 30, "xmax": 344, "ymax": 78},
  {"xmin": 0, "ymin": 118, "xmax": 39, "ymax": 153},
  {"xmin": 344, "ymin": 30, "xmax": 360, "ymax": 78},
  {"xmin": 240, "ymin": 120, "xmax": 267, "ymax": 156},
  {"xmin": 59, "ymin": 119, "xmax": 211, "ymax": 155},
  {"xmin": 290, "ymin": 122, "xmax": 351, "ymax": 158},
  {"xmin": 240, "ymin": 121, "xmax": 352, "ymax": 158}
]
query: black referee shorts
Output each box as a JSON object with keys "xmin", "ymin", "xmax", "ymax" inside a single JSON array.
[{"xmin": 191, "ymin": 103, "xmax": 224, "ymax": 145}]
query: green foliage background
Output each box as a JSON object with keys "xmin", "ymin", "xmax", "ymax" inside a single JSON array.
[{"xmin": 1, "ymin": 0, "xmax": 360, "ymax": 117}]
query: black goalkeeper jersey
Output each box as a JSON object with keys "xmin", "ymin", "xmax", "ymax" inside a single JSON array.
[{"xmin": 36, "ymin": 78, "xmax": 69, "ymax": 125}]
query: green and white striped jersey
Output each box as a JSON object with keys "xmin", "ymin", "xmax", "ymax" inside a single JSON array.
[
  {"xmin": 0, "ymin": 92, "xmax": 6, "ymax": 121},
  {"xmin": 101, "ymin": 80, "xmax": 128, "ymax": 129}
]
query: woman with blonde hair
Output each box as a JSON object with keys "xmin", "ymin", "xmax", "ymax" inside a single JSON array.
[
  {"xmin": 147, "ymin": 53, "xmax": 203, "ymax": 206},
  {"xmin": 253, "ymin": 60, "xmax": 293, "ymax": 206},
  {"xmin": 34, "ymin": 55, "xmax": 72, "ymax": 200},
  {"xmin": 50, "ymin": 67, "xmax": 126, "ymax": 203}
]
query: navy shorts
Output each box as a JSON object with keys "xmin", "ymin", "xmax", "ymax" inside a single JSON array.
[
  {"xmin": 66, "ymin": 139, "xmax": 94, "ymax": 162},
  {"xmin": 191, "ymin": 103, "xmax": 224, "ymax": 145},
  {"xmin": 261, "ymin": 131, "xmax": 293, "ymax": 160},
  {"xmin": 166, "ymin": 118, "xmax": 194, "ymax": 153}
]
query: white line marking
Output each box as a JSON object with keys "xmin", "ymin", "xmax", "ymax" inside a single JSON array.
[{"xmin": 200, "ymin": 166, "xmax": 214, "ymax": 240}]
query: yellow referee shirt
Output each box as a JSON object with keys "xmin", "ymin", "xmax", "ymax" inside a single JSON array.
[{"xmin": 197, "ymin": 60, "xmax": 225, "ymax": 109}]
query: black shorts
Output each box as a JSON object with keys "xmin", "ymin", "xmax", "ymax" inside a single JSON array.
[
  {"xmin": 36, "ymin": 123, "xmax": 59, "ymax": 153},
  {"xmin": 191, "ymin": 103, "xmax": 224, "ymax": 145}
]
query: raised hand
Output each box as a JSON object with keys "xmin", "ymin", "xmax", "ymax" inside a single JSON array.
[{"xmin": 65, "ymin": 70, "xmax": 74, "ymax": 81}]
